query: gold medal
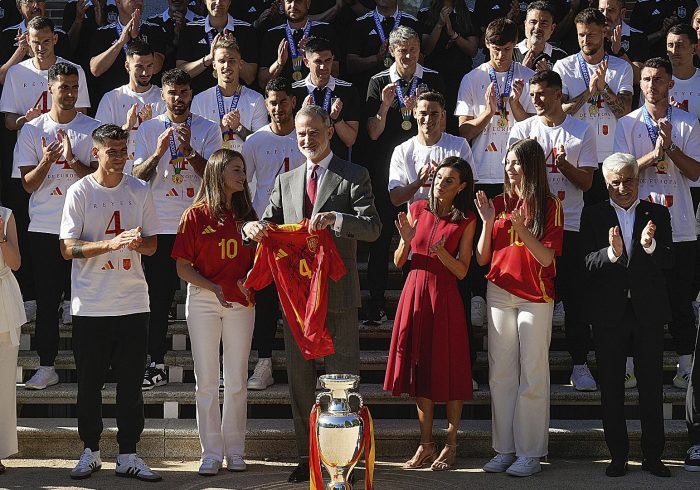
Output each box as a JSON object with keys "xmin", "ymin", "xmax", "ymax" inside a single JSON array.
[
  {"xmin": 589, "ymin": 103, "xmax": 598, "ymax": 116},
  {"xmin": 222, "ymin": 139, "xmax": 232, "ymax": 149},
  {"xmin": 401, "ymin": 120, "xmax": 412, "ymax": 131},
  {"xmin": 498, "ymin": 116, "xmax": 509, "ymax": 128},
  {"xmin": 383, "ymin": 57, "xmax": 392, "ymax": 68},
  {"xmin": 292, "ymin": 70, "xmax": 302, "ymax": 81},
  {"xmin": 172, "ymin": 173, "xmax": 184, "ymax": 184}
]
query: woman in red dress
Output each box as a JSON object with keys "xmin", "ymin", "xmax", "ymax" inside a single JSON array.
[{"xmin": 384, "ymin": 156, "xmax": 476, "ymax": 471}]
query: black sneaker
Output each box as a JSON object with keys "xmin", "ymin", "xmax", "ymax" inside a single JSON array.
[
  {"xmin": 685, "ymin": 445, "xmax": 700, "ymax": 472},
  {"xmin": 362, "ymin": 309, "xmax": 387, "ymax": 326},
  {"xmin": 142, "ymin": 362, "xmax": 168, "ymax": 391}
]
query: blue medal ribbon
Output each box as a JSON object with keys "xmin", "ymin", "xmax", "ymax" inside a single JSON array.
[
  {"xmin": 487, "ymin": 63, "xmax": 514, "ymax": 119},
  {"xmin": 307, "ymin": 85, "xmax": 333, "ymax": 112},
  {"xmin": 641, "ymin": 105, "xmax": 672, "ymax": 148},
  {"xmin": 395, "ymin": 76, "xmax": 420, "ymax": 121},
  {"xmin": 285, "ymin": 21, "xmax": 312, "ymax": 75},
  {"xmin": 577, "ymin": 52, "xmax": 608, "ymax": 108},
  {"xmin": 165, "ymin": 114, "xmax": 193, "ymax": 177},
  {"xmin": 216, "ymin": 86, "xmax": 241, "ymax": 141},
  {"xmin": 373, "ymin": 9, "xmax": 401, "ymax": 45}
]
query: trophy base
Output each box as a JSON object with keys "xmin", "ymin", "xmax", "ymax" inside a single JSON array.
[{"xmin": 328, "ymin": 482, "xmax": 352, "ymax": 490}]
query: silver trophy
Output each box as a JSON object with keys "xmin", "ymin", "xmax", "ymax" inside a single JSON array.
[{"xmin": 315, "ymin": 374, "xmax": 365, "ymax": 489}]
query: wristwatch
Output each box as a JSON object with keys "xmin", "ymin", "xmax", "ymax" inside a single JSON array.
[
  {"xmin": 665, "ymin": 143, "xmax": 679, "ymax": 153},
  {"xmin": 183, "ymin": 147, "xmax": 197, "ymax": 159},
  {"xmin": 67, "ymin": 156, "xmax": 79, "ymax": 167}
]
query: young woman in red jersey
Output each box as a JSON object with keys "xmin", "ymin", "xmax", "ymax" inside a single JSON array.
[
  {"xmin": 475, "ymin": 138, "xmax": 563, "ymax": 477},
  {"xmin": 171, "ymin": 149, "xmax": 257, "ymax": 476},
  {"xmin": 384, "ymin": 157, "xmax": 476, "ymax": 471}
]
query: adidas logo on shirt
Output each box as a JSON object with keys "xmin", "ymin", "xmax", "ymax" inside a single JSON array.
[
  {"xmin": 198, "ymin": 38, "xmax": 208, "ymax": 44},
  {"xmin": 202, "ymin": 225, "xmax": 216, "ymax": 234},
  {"xmin": 275, "ymin": 249, "xmax": 288, "ymax": 260},
  {"xmin": 248, "ymin": 6, "xmax": 256, "ymax": 12},
  {"xmin": 492, "ymin": 4, "xmax": 500, "ymax": 9},
  {"xmin": 368, "ymin": 29, "xmax": 377, "ymax": 35},
  {"xmin": 652, "ymin": 9, "xmax": 660, "ymax": 15},
  {"xmin": 50, "ymin": 187, "xmax": 62, "ymax": 196},
  {"xmin": 167, "ymin": 188, "xmax": 179, "ymax": 196},
  {"xmin": 102, "ymin": 260, "xmax": 115, "ymax": 270}
]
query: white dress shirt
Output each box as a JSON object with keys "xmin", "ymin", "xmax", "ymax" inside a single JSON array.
[
  {"xmin": 306, "ymin": 151, "xmax": 343, "ymax": 231},
  {"xmin": 608, "ymin": 199, "xmax": 656, "ymax": 262}
]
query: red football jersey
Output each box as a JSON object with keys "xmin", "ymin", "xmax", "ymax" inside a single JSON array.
[
  {"xmin": 244, "ymin": 220, "xmax": 346, "ymax": 360},
  {"xmin": 171, "ymin": 203, "xmax": 254, "ymax": 306},
  {"xmin": 485, "ymin": 194, "xmax": 564, "ymax": 303}
]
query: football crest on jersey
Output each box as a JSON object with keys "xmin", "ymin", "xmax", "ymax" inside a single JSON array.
[
  {"xmin": 678, "ymin": 6, "xmax": 687, "ymax": 18},
  {"xmin": 123, "ymin": 258, "xmax": 131, "ymax": 270},
  {"xmin": 108, "ymin": 11, "xmax": 118, "ymax": 24},
  {"xmin": 187, "ymin": 187, "xmax": 195, "ymax": 198},
  {"xmin": 621, "ymin": 39, "xmax": 630, "ymax": 52},
  {"xmin": 0, "ymin": 8, "xmax": 5, "ymax": 18},
  {"xmin": 306, "ymin": 235, "xmax": 319, "ymax": 253}
]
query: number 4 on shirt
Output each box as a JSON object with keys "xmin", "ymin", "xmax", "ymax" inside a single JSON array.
[{"xmin": 105, "ymin": 211, "xmax": 125, "ymax": 236}]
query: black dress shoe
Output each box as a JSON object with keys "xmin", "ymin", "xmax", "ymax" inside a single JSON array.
[
  {"xmin": 605, "ymin": 459, "xmax": 628, "ymax": 477},
  {"xmin": 0, "ymin": 461, "xmax": 5, "ymax": 474},
  {"xmin": 288, "ymin": 462, "xmax": 310, "ymax": 483},
  {"xmin": 642, "ymin": 459, "xmax": 671, "ymax": 477}
]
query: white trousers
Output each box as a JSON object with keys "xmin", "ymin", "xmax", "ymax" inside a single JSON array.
[
  {"xmin": 486, "ymin": 282, "xmax": 553, "ymax": 458},
  {"xmin": 186, "ymin": 285, "xmax": 255, "ymax": 461},
  {"xmin": 0, "ymin": 330, "xmax": 18, "ymax": 458}
]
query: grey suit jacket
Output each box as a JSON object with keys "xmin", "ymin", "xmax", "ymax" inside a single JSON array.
[{"xmin": 262, "ymin": 155, "xmax": 381, "ymax": 312}]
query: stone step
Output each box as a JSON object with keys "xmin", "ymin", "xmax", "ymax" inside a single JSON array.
[{"xmin": 15, "ymin": 418, "xmax": 690, "ymax": 460}]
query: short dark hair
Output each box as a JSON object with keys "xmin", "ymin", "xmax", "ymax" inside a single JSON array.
[
  {"xmin": 92, "ymin": 124, "xmax": 129, "ymax": 146},
  {"xmin": 303, "ymin": 36, "xmax": 333, "ymax": 56},
  {"xmin": 48, "ymin": 62, "xmax": 78, "ymax": 82},
  {"xmin": 27, "ymin": 15, "xmax": 54, "ymax": 32},
  {"xmin": 643, "ymin": 57, "xmax": 673, "ymax": 77},
  {"xmin": 161, "ymin": 68, "xmax": 191, "ymax": 88},
  {"xmin": 526, "ymin": 1, "xmax": 556, "ymax": 20},
  {"xmin": 416, "ymin": 91, "xmax": 445, "ymax": 109},
  {"xmin": 530, "ymin": 70, "xmax": 563, "ymax": 90},
  {"xmin": 126, "ymin": 39, "xmax": 155, "ymax": 58},
  {"xmin": 574, "ymin": 8, "xmax": 606, "ymax": 27},
  {"xmin": 667, "ymin": 22, "xmax": 698, "ymax": 45},
  {"xmin": 485, "ymin": 18, "xmax": 518, "ymax": 46},
  {"xmin": 265, "ymin": 77, "xmax": 293, "ymax": 98}
]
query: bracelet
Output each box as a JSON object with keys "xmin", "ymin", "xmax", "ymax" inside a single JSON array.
[
  {"xmin": 0, "ymin": 237, "xmax": 7, "ymax": 244},
  {"xmin": 202, "ymin": 55, "xmax": 211, "ymax": 67},
  {"xmin": 450, "ymin": 32, "xmax": 459, "ymax": 41},
  {"xmin": 67, "ymin": 156, "xmax": 79, "ymax": 167},
  {"xmin": 184, "ymin": 147, "xmax": 197, "ymax": 159}
]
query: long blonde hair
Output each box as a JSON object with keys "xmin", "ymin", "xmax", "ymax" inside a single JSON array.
[{"xmin": 192, "ymin": 148, "xmax": 257, "ymax": 223}]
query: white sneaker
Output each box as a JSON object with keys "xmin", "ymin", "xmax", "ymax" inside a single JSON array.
[
  {"xmin": 471, "ymin": 296, "xmax": 486, "ymax": 327},
  {"xmin": 115, "ymin": 454, "xmax": 162, "ymax": 482},
  {"xmin": 483, "ymin": 453, "xmax": 516, "ymax": 473},
  {"xmin": 247, "ymin": 358, "xmax": 273, "ymax": 390},
  {"xmin": 552, "ymin": 301, "xmax": 565, "ymax": 327},
  {"xmin": 24, "ymin": 300, "xmax": 36, "ymax": 323},
  {"xmin": 198, "ymin": 457, "xmax": 221, "ymax": 476},
  {"xmin": 70, "ymin": 449, "xmax": 101, "ymax": 480},
  {"xmin": 506, "ymin": 456, "xmax": 541, "ymax": 477},
  {"xmin": 226, "ymin": 454, "xmax": 246, "ymax": 472},
  {"xmin": 472, "ymin": 378, "xmax": 479, "ymax": 391},
  {"xmin": 674, "ymin": 371, "xmax": 691, "ymax": 389},
  {"xmin": 624, "ymin": 372, "xmax": 637, "ymax": 389},
  {"xmin": 570, "ymin": 364, "xmax": 597, "ymax": 391},
  {"xmin": 25, "ymin": 366, "xmax": 59, "ymax": 390},
  {"xmin": 61, "ymin": 300, "xmax": 72, "ymax": 325}
]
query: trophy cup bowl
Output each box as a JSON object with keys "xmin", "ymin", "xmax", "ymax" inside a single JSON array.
[{"xmin": 315, "ymin": 374, "xmax": 365, "ymax": 490}]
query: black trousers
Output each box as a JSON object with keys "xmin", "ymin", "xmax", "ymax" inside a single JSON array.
[
  {"xmin": 465, "ymin": 183, "xmax": 502, "ymax": 299},
  {"xmin": 594, "ymin": 301, "xmax": 665, "ymax": 462},
  {"xmin": 251, "ymin": 283, "xmax": 279, "ymax": 358},
  {"xmin": 73, "ymin": 313, "xmax": 148, "ymax": 453},
  {"xmin": 666, "ymin": 241, "xmax": 697, "ymax": 356},
  {"xmin": 143, "ymin": 234, "xmax": 179, "ymax": 365},
  {"xmin": 366, "ymin": 184, "xmax": 399, "ymax": 311},
  {"xmin": 688, "ymin": 319, "xmax": 700, "ymax": 445},
  {"xmin": 29, "ymin": 232, "xmax": 71, "ymax": 366},
  {"xmin": 558, "ymin": 231, "xmax": 590, "ymax": 365}
]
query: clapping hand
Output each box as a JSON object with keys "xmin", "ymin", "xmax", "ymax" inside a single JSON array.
[
  {"xmin": 609, "ymin": 225, "xmax": 623, "ymax": 257},
  {"xmin": 380, "ymin": 83, "xmax": 397, "ymax": 107},
  {"xmin": 589, "ymin": 59, "xmax": 608, "ymax": 94},
  {"xmin": 554, "ymin": 144, "xmax": 567, "ymax": 168},
  {"xmin": 510, "ymin": 206, "xmax": 527, "ymax": 233},
  {"xmin": 429, "ymin": 235, "xmax": 446, "ymax": 254},
  {"xmin": 484, "ymin": 82, "xmax": 499, "ymax": 116},
  {"xmin": 474, "ymin": 190, "xmax": 495, "ymax": 223},
  {"xmin": 641, "ymin": 220, "xmax": 656, "ymax": 249},
  {"xmin": 395, "ymin": 212, "xmax": 417, "ymax": 243},
  {"xmin": 329, "ymin": 98, "xmax": 343, "ymax": 120},
  {"xmin": 222, "ymin": 109, "xmax": 241, "ymax": 130},
  {"xmin": 511, "ymin": 78, "xmax": 525, "ymax": 101}
]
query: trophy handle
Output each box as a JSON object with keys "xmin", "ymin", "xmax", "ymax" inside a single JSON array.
[
  {"xmin": 316, "ymin": 392, "xmax": 332, "ymax": 405},
  {"xmin": 348, "ymin": 392, "xmax": 364, "ymax": 408}
]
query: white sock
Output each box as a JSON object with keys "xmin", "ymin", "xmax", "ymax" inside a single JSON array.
[
  {"xmin": 155, "ymin": 363, "xmax": 165, "ymax": 371},
  {"xmin": 625, "ymin": 357, "xmax": 634, "ymax": 374},
  {"xmin": 678, "ymin": 354, "xmax": 693, "ymax": 374},
  {"xmin": 117, "ymin": 453, "xmax": 135, "ymax": 464}
]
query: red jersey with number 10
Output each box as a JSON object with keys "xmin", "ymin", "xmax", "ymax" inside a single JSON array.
[{"xmin": 244, "ymin": 220, "xmax": 346, "ymax": 360}]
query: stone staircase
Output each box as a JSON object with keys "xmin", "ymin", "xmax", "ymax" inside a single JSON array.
[{"xmin": 13, "ymin": 246, "xmax": 694, "ymax": 460}]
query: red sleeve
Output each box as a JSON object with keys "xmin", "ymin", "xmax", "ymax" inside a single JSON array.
[
  {"xmin": 540, "ymin": 197, "xmax": 564, "ymax": 256},
  {"xmin": 171, "ymin": 207, "xmax": 198, "ymax": 262},
  {"xmin": 243, "ymin": 242, "xmax": 274, "ymax": 291},
  {"xmin": 323, "ymin": 230, "xmax": 347, "ymax": 282}
]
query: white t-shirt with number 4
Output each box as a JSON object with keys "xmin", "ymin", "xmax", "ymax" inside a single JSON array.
[
  {"xmin": 670, "ymin": 69, "xmax": 700, "ymax": 188},
  {"xmin": 613, "ymin": 106, "xmax": 700, "ymax": 242},
  {"xmin": 95, "ymin": 84, "xmax": 167, "ymax": 175},
  {"xmin": 553, "ymin": 53, "xmax": 633, "ymax": 163},
  {"xmin": 60, "ymin": 174, "xmax": 161, "ymax": 316},
  {"xmin": 508, "ymin": 115, "xmax": 598, "ymax": 232},
  {"xmin": 132, "ymin": 113, "xmax": 222, "ymax": 234},
  {"xmin": 14, "ymin": 112, "xmax": 101, "ymax": 234},
  {"xmin": 191, "ymin": 85, "xmax": 268, "ymax": 153},
  {"xmin": 388, "ymin": 133, "xmax": 477, "ymax": 204},
  {"xmin": 454, "ymin": 61, "xmax": 536, "ymax": 184},
  {"xmin": 0, "ymin": 57, "xmax": 91, "ymax": 115}
]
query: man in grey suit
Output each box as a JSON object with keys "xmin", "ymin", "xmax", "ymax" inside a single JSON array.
[{"xmin": 243, "ymin": 105, "xmax": 381, "ymax": 483}]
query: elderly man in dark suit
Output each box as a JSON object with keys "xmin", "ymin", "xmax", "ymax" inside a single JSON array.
[
  {"xmin": 580, "ymin": 152, "xmax": 673, "ymax": 478},
  {"xmin": 243, "ymin": 105, "xmax": 381, "ymax": 483}
]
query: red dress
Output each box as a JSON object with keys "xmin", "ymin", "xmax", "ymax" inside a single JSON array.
[{"xmin": 384, "ymin": 200, "xmax": 474, "ymax": 402}]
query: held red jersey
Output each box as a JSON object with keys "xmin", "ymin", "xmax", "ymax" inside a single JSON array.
[
  {"xmin": 244, "ymin": 220, "xmax": 346, "ymax": 360},
  {"xmin": 485, "ymin": 194, "xmax": 564, "ymax": 303},
  {"xmin": 171, "ymin": 203, "xmax": 254, "ymax": 306}
]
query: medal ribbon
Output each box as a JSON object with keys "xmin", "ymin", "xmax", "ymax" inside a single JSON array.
[
  {"xmin": 395, "ymin": 76, "xmax": 420, "ymax": 122},
  {"xmin": 487, "ymin": 63, "xmax": 514, "ymax": 118},
  {"xmin": 577, "ymin": 52, "xmax": 608, "ymax": 109},
  {"xmin": 307, "ymin": 85, "xmax": 333, "ymax": 112},
  {"xmin": 642, "ymin": 105, "xmax": 672, "ymax": 148},
  {"xmin": 165, "ymin": 114, "xmax": 193, "ymax": 178},
  {"xmin": 286, "ymin": 21, "xmax": 312, "ymax": 74},
  {"xmin": 216, "ymin": 86, "xmax": 241, "ymax": 141},
  {"xmin": 373, "ymin": 9, "xmax": 401, "ymax": 45}
]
